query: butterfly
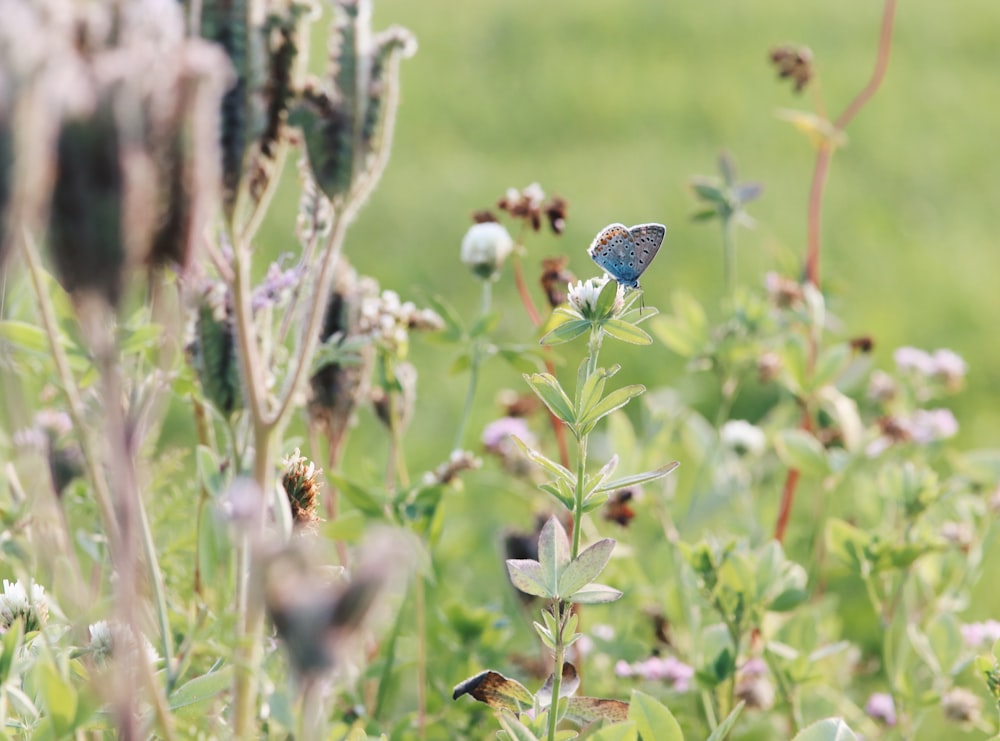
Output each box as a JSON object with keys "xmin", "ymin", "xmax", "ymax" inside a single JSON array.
[{"xmin": 587, "ymin": 222, "xmax": 666, "ymax": 289}]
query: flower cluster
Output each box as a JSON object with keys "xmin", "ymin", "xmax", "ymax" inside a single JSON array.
[
  {"xmin": 252, "ymin": 261, "xmax": 304, "ymax": 311},
  {"xmin": 961, "ymin": 619, "xmax": 1000, "ymax": 648},
  {"xmin": 567, "ymin": 275, "xmax": 624, "ymax": 318},
  {"xmin": 0, "ymin": 579, "xmax": 49, "ymax": 633},
  {"xmin": 497, "ymin": 182, "xmax": 568, "ymax": 235},
  {"xmin": 867, "ymin": 408, "xmax": 959, "ymax": 457},
  {"xmin": 482, "ymin": 416, "xmax": 536, "ymax": 478},
  {"xmin": 358, "ymin": 289, "xmax": 444, "ymax": 354},
  {"xmin": 614, "ymin": 655, "xmax": 694, "ymax": 691},
  {"xmin": 87, "ymin": 620, "xmax": 159, "ymax": 665},
  {"xmin": 894, "ymin": 346, "xmax": 967, "ymax": 391},
  {"xmin": 420, "ymin": 449, "xmax": 482, "ymax": 487}
]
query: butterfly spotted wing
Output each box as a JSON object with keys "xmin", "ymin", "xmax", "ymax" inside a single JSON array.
[{"xmin": 587, "ymin": 222, "xmax": 666, "ymax": 289}]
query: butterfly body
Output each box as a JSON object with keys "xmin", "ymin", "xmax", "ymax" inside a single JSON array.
[{"xmin": 587, "ymin": 222, "xmax": 666, "ymax": 289}]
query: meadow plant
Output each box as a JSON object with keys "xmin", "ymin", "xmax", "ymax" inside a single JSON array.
[{"xmin": 0, "ymin": 0, "xmax": 998, "ymax": 739}]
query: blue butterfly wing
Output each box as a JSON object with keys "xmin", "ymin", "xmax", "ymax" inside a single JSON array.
[
  {"xmin": 588, "ymin": 223, "xmax": 641, "ymax": 287},
  {"xmin": 588, "ymin": 222, "xmax": 666, "ymax": 288},
  {"xmin": 628, "ymin": 223, "xmax": 666, "ymax": 281}
]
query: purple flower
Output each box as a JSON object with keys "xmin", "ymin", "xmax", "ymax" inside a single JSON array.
[
  {"xmin": 615, "ymin": 656, "xmax": 694, "ymax": 691},
  {"xmin": 960, "ymin": 620, "xmax": 1000, "ymax": 648},
  {"xmin": 481, "ymin": 417, "xmax": 535, "ymax": 452},
  {"xmin": 252, "ymin": 262, "xmax": 302, "ymax": 311},
  {"xmin": 894, "ymin": 346, "xmax": 936, "ymax": 375},
  {"xmin": 865, "ymin": 692, "xmax": 897, "ymax": 727},
  {"xmin": 906, "ymin": 408, "xmax": 958, "ymax": 443}
]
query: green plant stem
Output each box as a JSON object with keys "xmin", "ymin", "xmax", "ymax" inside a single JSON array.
[
  {"xmin": 721, "ymin": 215, "xmax": 736, "ymax": 298},
  {"xmin": 453, "ymin": 280, "xmax": 492, "ymax": 449},
  {"xmin": 19, "ymin": 236, "xmax": 120, "ymax": 547},
  {"xmin": 415, "ymin": 574, "xmax": 428, "ymax": 739},
  {"xmin": 546, "ymin": 603, "xmax": 566, "ymax": 741}
]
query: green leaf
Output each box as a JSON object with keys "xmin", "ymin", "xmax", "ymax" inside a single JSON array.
[
  {"xmin": 169, "ymin": 668, "xmax": 234, "ymax": 711},
  {"xmin": 498, "ymin": 348, "xmax": 544, "ymax": 374},
  {"xmin": 773, "ymin": 429, "xmax": 829, "ymax": 477},
  {"xmin": 706, "ymin": 701, "xmax": 745, "ymax": 741},
  {"xmin": 560, "ymin": 539, "xmax": 616, "ymax": 597},
  {"xmin": 36, "ymin": 660, "xmax": 77, "ymax": 736},
  {"xmin": 0, "ymin": 619, "xmax": 23, "ymax": 683},
  {"xmin": 578, "ymin": 720, "xmax": 638, "ymax": 741},
  {"xmin": 524, "ymin": 373, "xmax": 576, "ymax": 426},
  {"xmin": 195, "ymin": 445, "xmax": 224, "ymax": 499},
  {"xmin": 509, "ymin": 436, "xmax": 575, "ymax": 485},
  {"xmin": 470, "ymin": 311, "xmax": 501, "ymax": 338},
  {"xmin": 321, "ymin": 510, "xmax": 367, "ymax": 542},
  {"xmin": 449, "ymin": 352, "xmax": 472, "ymax": 375},
  {"xmin": 326, "ymin": 474, "xmax": 385, "ymax": 519},
  {"xmin": 425, "ymin": 295, "xmax": 466, "ymax": 342},
  {"xmin": 811, "ymin": 343, "xmax": 851, "ymax": 390},
  {"xmin": 565, "ymin": 697, "xmax": 631, "ymax": 726},
  {"xmin": 537, "ymin": 516, "xmax": 571, "ymax": 592},
  {"xmin": 593, "ymin": 462, "xmax": 681, "ymax": 494},
  {"xmin": 603, "ymin": 319, "xmax": 652, "ymax": 345},
  {"xmin": 497, "ymin": 712, "xmax": 543, "ymax": 741},
  {"xmin": 595, "ymin": 279, "xmax": 621, "ymax": 318},
  {"xmin": 119, "ymin": 323, "xmax": 164, "ymax": 356},
  {"xmin": 0, "ymin": 320, "xmax": 53, "ymax": 355},
  {"xmin": 506, "ymin": 559, "xmax": 551, "ymax": 599},
  {"xmin": 825, "ymin": 518, "xmax": 869, "ymax": 570},
  {"xmin": 791, "ymin": 718, "xmax": 858, "ymax": 741},
  {"xmin": 540, "ymin": 319, "xmax": 591, "ymax": 346},
  {"xmin": 690, "ymin": 179, "xmax": 727, "ymax": 205},
  {"xmin": 628, "ymin": 689, "xmax": 683, "ymax": 741},
  {"xmin": 817, "ymin": 386, "xmax": 863, "ymax": 453},
  {"xmin": 577, "ymin": 365, "xmax": 616, "ymax": 423},
  {"xmin": 452, "ymin": 671, "xmax": 535, "ymax": 712},
  {"xmin": 578, "ymin": 384, "xmax": 645, "ymax": 432},
  {"xmin": 569, "ymin": 583, "xmax": 623, "ymax": 604}
]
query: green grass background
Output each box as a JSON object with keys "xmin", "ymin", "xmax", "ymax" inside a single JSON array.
[{"xmin": 262, "ymin": 1, "xmax": 1000, "ymax": 733}]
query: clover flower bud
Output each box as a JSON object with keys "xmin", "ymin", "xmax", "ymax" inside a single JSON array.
[
  {"xmin": 567, "ymin": 275, "xmax": 623, "ymax": 318},
  {"xmin": 281, "ymin": 448, "xmax": 323, "ymax": 531},
  {"xmin": 0, "ymin": 579, "xmax": 48, "ymax": 633},
  {"xmin": 720, "ymin": 420, "xmax": 766, "ymax": 456},
  {"xmin": 460, "ymin": 221, "xmax": 514, "ymax": 280},
  {"xmin": 941, "ymin": 687, "xmax": 981, "ymax": 724},
  {"xmin": 865, "ymin": 692, "xmax": 897, "ymax": 727}
]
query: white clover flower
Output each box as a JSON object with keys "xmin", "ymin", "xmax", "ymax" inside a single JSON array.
[
  {"xmin": 906, "ymin": 408, "xmax": 958, "ymax": 443},
  {"xmin": 567, "ymin": 275, "xmax": 624, "ymax": 317},
  {"xmin": 942, "ymin": 687, "xmax": 981, "ymax": 724},
  {"xmin": 720, "ymin": 420, "xmax": 767, "ymax": 456},
  {"xmin": 0, "ymin": 579, "xmax": 49, "ymax": 632},
  {"xmin": 933, "ymin": 348, "xmax": 967, "ymax": 390},
  {"xmin": 460, "ymin": 222, "xmax": 514, "ymax": 280},
  {"xmin": 88, "ymin": 620, "xmax": 159, "ymax": 665}
]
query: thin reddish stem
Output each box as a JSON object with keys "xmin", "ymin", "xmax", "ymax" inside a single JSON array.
[
  {"xmin": 777, "ymin": 0, "xmax": 897, "ymax": 542},
  {"xmin": 512, "ymin": 253, "xmax": 571, "ymax": 470}
]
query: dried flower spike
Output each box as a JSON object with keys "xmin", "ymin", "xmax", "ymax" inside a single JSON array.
[
  {"xmin": 769, "ymin": 44, "xmax": 814, "ymax": 93},
  {"xmin": 281, "ymin": 448, "xmax": 323, "ymax": 530},
  {"xmin": 539, "ymin": 255, "xmax": 575, "ymax": 308}
]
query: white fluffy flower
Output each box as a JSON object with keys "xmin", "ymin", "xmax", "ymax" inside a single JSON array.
[
  {"xmin": 567, "ymin": 275, "xmax": 624, "ymax": 317},
  {"xmin": 88, "ymin": 620, "xmax": 159, "ymax": 665},
  {"xmin": 460, "ymin": 222, "xmax": 514, "ymax": 280},
  {"xmin": 720, "ymin": 420, "xmax": 767, "ymax": 456},
  {"xmin": 0, "ymin": 579, "xmax": 49, "ymax": 632}
]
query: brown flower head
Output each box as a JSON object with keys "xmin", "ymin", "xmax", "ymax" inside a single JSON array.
[
  {"xmin": 281, "ymin": 448, "xmax": 323, "ymax": 531},
  {"xmin": 544, "ymin": 195, "xmax": 568, "ymax": 235},
  {"xmin": 603, "ymin": 488, "xmax": 636, "ymax": 527},
  {"xmin": 539, "ymin": 255, "xmax": 576, "ymax": 308},
  {"xmin": 769, "ymin": 44, "xmax": 814, "ymax": 93}
]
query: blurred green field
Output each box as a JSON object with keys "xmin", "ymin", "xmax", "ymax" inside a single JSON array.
[
  {"xmin": 264, "ymin": 0, "xmax": 1000, "ymax": 453},
  {"xmin": 261, "ymin": 1, "xmax": 1000, "ymax": 735}
]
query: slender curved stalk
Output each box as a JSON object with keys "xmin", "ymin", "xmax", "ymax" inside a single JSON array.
[
  {"xmin": 545, "ymin": 603, "xmax": 566, "ymax": 741},
  {"xmin": 776, "ymin": 0, "xmax": 897, "ymax": 540},
  {"xmin": 20, "ymin": 236, "xmax": 120, "ymax": 546},
  {"xmin": 453, "ymin": 280, "xmax": 492, "ymax": 449}
]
